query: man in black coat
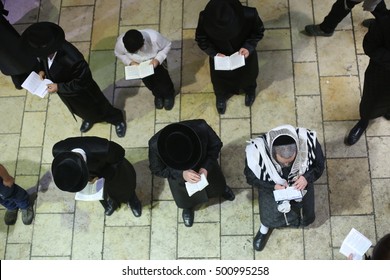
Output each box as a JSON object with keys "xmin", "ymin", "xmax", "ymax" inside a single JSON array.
[
  {"xmin": 51, "ymin": 136, "xmax": 142, "ymax": 217},
  {"xmin": 305, "ymin": 0, "xmax": 389, "ymax": 36},
  {"xmin": 195, "ymin": 0, "xmax": 264, "ymax": 114},
  {"xmin": 0, "ymin": 2, "xmax": 38, "ymax": 89},
  {"xmin": 346, "ymin": 16, "xmax": 390, "ymax": 145},
  {"xmin": 148, "ymin": 119, "xmax": 235, "ymax": 227},
  {"xmin": 20, "ymin": 22, "xmax": 127, "ymax": 137},
  {"xmin": 244, "ymin": 125, "xmax": 325, "ymax": 251}
]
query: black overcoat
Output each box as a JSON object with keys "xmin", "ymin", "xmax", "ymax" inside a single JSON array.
[
  {"xmin": 52, "ymin": 136, "xmax": 136, "ymax": 203},
  {"xmin": 360, "ymin": 16, "xmax": 390, "ymax": 119},
  {"xmin": 195, "ymin": 6, "xmax": 264, "ymax": 95},
  {"xmin": 244, "ymin": 139, "xmax": 325, "ymax": 228},
  {"xmin": 40, "ymin": 41, "xmax": 122, "ymax": 124},
  {"xmin": 148, "ymin": 119, "xmax": 226, "ymax": 209},
  {"xmin": 0, "ymin": 5, "xmax": 38, "ymax": 83}
]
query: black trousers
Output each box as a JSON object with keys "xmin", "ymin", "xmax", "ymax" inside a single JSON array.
[
  {"xmin": 320, "ymin": 0, "xmax": 389, "ymax": 33},
  {"xmin": 141, "ymin": 60, "xmax": 174, "ymax": 99}
]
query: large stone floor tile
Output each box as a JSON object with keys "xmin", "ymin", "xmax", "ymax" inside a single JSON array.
[
  {"xmin": 31, "ymin": 213, "xmax": 74, "ymax": 256},
  {"xmin": 161, "ymin": 0, "xmax": 183, "ymax": 47},
  {"xmin": 321, "ymin": 76, "xmax": 360, "ymax": 121},
  {"xmin": 150, "ymin": 201, "xmax": 178, "ymax": 259},
  {"xmin": 5, "ymin": 243, "xmax": 31, "ymax": 260},
  {"xmin": 72, "ymin": 202, "xmax": 105, "ymax": 259},
  {"xmin": 259, "ymin": 29, "xmax": 291, "ymax": 51},
  {"xmin": 371, "ymin": 179, "xmax": 390, "ymax": 239},
  {"xmin": 16, "ymin": 147, "xmax": 41, "ymax": 176},
  {"xmin": 250, "ymin": 0, "xmax": 289, "ymax": 28},
  {"xmin": 221, "ymin": 189, "xmax": 252, "ymax": 235},
  {"xmin": 59, "ymin": 6, "xmax": 94, "ymax": 42},
  {"xmin": 294, "ymin": 62, "xmax": 320, "ymax": 96},
  {"xmin": 178, "ymin": 223, "xmax": 220, "ymax": 259},
  {"xmin": 367, "ymin": 136, "xmax": 390, "ymax": 178},
  {"xmin": 324, "ymin": 121, "xmax": 367, "ymax": 158},
  {"xmin": 183, "ymin": 0, "xmax": 208, "ymax": 29},
  {"xmin": 20, "ymin": 112, "xmax": 46, "ymax": 147},
  {"xmin": 121, "ymin": 0, "xmax": 160, "ymax": 26},
  {"xmin": 103, "ymin": 226, "xmax": 150, "ymax": 259},
  {"xmin": 296, "ymin": 95, "xmax": 323, "ymax": 140},
  {"xmin": 221, "ymin": 235, "xmax": 253, "ymax": 260},
  {"xmin": 6, "ymin": 210, "xmax": 34, "ymax": 244},
  {"xmin": 0, "ymin": 97, "xmax": 25, "ymax": 134},
  {"xmin": 328, "ymin": 158, "xmax": 373, "ymax": 215}
]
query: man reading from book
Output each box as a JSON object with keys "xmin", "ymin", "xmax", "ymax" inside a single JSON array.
[
  {"xmin": 148, "ymin": 119, "xmax": 235, "ymax": 227},
  {"xmin": 244, "ymin": 125, "xmax": 325, "ymax": 252},
  {"xmin": 115, "ymin": 29, "xmax": 176, "ymax": 111},
  {"xmin": 195, "ymin": 0, "xmax": 265, "ymax": 114},
  {"xmin": 51, "ymin": 136, "xmax": 142, "ymax": 218}
]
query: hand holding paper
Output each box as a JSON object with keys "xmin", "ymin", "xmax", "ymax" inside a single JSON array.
[
  {"xmin": 185, "ymin": 173, "xmax": 209, "ymax": 197},
  {"xmin": 340, "ymin": 228, "xmax": 372, "ymax": 260},
  {"xmin": 22, "ymin": 71, "xmax": 53, "ymax": 98}
]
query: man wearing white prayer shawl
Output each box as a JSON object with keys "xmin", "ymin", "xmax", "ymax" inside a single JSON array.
[{"xmin": 244, "ymin": 125, "xmax": 325, "ymax": 252}]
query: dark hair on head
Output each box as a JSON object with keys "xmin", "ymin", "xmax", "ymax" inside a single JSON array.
[
  {"xmin": 123, "ymin": 29, "xmax": 144, "ymax": 53},
  {"xmin": 372, "ymin": 233, "xmax": 390, "ymax": 260}
]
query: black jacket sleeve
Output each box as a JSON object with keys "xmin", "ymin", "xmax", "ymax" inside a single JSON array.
[
  {"xmin": 195, "ymin": 12, "xmax": 219, "ymax": 57},
  {"xmin": 301, "ymin": 139, "xmax": 325, "ymax": 184},
  {"xmin": 363, "ymin": 18, "xmax": 390, "ymax": 69},
  {"xmin": 242, "ymin": 8, "xmax": 265, "ymax": 54}
]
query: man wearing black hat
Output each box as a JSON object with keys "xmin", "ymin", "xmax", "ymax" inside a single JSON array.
[
  {"xmin": 148, "ymin": 119, "xmax": 235, "ymax": 227},
  {"xmin": 115, "ymin": 29, "xmax": 175, "ymax": 110},
  {"xmin": 20, "ymin": 22, "xmax": 127, "ymax": 137},
  {"xmin": 51, "ymin": 136, "xmax": 142, "ymax": 217},
  {"xmin": 195, "ymin": 0, "xmax": 264, "ymax": 114},
  {"xmin": 244, "ymin": 125, "xmax": 325, "ymax": 251},
  {"xmin": 0, "ymin": 2, "xmax": 39, "ymax": 89}
]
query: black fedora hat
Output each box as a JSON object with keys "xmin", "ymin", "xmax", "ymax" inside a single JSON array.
[
  {"xmin": 157, "ymin": 123, "xmax": 202, "ymax": 170},
  {"xmin": 202, "ymin": 0, "xmax": 245, "ymax": 40},
  {"xmin": 51, "ymin": 152, "xmax": 89, "ymax": 193},
  {"xmin": 21, "ymin": 21, "xmax": 65, "ymax": 57}
]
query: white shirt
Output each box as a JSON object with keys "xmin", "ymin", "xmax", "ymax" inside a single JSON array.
[{"xmin": 114, "ymin": 29, "xmax": 172, "ymax": 66}]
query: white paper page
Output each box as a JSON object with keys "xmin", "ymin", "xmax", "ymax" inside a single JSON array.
[
  {"xmin": 185, "ymin": 173, "xmax": 209, "ymax": 197},
  {"xmin": 75, "ymin": 178, "xmax": 105, "ymax": 201},
  {"xmin": 138, "ymin": 60, "xmax": 154, "ymax": 78},
  {"xmin": 339, "ymin": 228, "xmax": 372, "ymax": 260},
  {"xmin": 214, "ymin": 56, "xmax": 231, "ymax": 70},
  {"xmin": 125, "ymin": 65, "xmax": 141, "ymax": 80},
  {"xmin": 273, "ymin": 186, "xmax": 303, "ymax": 202},
  {"xmin": 229, "ymin": 52, "xmax": 245, "ymax": 70},
  {"xmin": 21, "ymin": 72, "xmax": 52, "ymax": 98}
]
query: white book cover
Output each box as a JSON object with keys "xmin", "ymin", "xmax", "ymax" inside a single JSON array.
[
  {"xmin": 273, "ymin": 186, "xmax": 303, "ymax": 202},
  {"xmin": 75, "ymin": 178, "xmax": 105, "ymax": 201},
  {"xmin": 125, "ymin": 59, "xmax": 154, "ymax": 80},
  {"xmin": 21, "ymin": 71, "xmax": 52, "ymax": 98},
  {"xmin": 340, "ymin": 228, "xmax": 372, "ymax": 260},
  {"xmin": 214, "ymin": 52, "xmax": 245, "ymax": 71},
  {"xmin": 185, "ymin": 173, "xmax": 209, "ymax": 197}
]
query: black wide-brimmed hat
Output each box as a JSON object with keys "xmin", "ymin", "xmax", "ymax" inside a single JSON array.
[
  {"xmin": 157, "ymin": 123, "xmax": 202, "ymax": 170},
  {"xmin": 123, "ymin": 29, "xmax": 144, "ymax": 53},
  {"xmin": 21, "ymin": 21, "xmax": 65, "ymax": 57},
  {"xmin": 51, "ymin": 152, "xmax": 89, "ymax": 193},
  {"xmin": 202, "ymin": 0, "xmax": 245, "ymax": 40}
]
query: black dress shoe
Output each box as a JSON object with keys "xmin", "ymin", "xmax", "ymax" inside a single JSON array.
[
  {"xmin": 362, "ymin": 18, "xmax": 375, "ymax": 28},
  {"xmin": 253, "ymin": 230, "xmax": 272, "ymax": 251},
  {"xmin": 245, "ymin": 93, "xmax": 256, "ymax": 107},
  {"xmin": 80, "ymin": 120, "xmax": 94, "ymax": 133},
  {"xmin": 222, "ymin": 186, "xmax": 235, "ymax": 201},
  {"xmin": 115, "ymin": 121, "xmax": 127, "ymax": 138},
  {"xmin": 104, "ymin": 197, "xmax": 119, "ymax": 216},
  {"xmin": 154, "ymin": 97, "xmax": 164, "ymax": 109},
  {"xmin": 345, "ymin": 120, "xmax": 368, "ymax": 146},
  {"xmin": 182, "ymin": 208, "xmax": 194, "ymax": 227},
  {"xmin": 128, "ymin": 195, "xmax": 142, "ymax": 217},
  {"xmin": 164, "ymin": 96, "xmax": 175, "ymax": 110},
  {"xmin": 304, "ymin": 24, "xmax": 333, "ymax": 37},
  {"xmin": 216, "ymin": 99, "xmax": 226, "ymax": 114}
]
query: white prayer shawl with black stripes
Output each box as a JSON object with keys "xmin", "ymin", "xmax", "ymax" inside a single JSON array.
[{"xmin": 245, "ymin": 125, "xmax": 317, "ymax": 185}]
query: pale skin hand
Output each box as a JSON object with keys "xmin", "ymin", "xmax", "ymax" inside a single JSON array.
[
  {"xmin": 0, "ymin": 164, "xmax": 15, "ymax": 187},
  {"xmin": 293, "ymin": 175, "xmax": 308, "ymax": 190},
  {"xmin": 183, "ymin": 170, "xmax": 201, "ymax": 183},
  {"xmin": 216, "ymin": 53, "xmax": 226, "ymax": 57},
  {"xmin": 274, "ymin": 183, "xmax": 288, "ymax": 190},
  {"xmin": 198, "ymin": 168, "xmax": 208, "ymax": 178},
  {"xmin": 150, "ymin": 59, "xmax": 160, "ymax": 68},
  {"xmin": 239, "ymin": 48, "xmax": 250, "ymax": 58},
  {"xmin": 39, "ymin": 71, "xmax": 58, "ymax": 93}
]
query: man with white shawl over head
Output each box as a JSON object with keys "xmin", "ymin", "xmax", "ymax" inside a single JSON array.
[{"xmin": 244, "ymin": 125, "xmax": 325, "ymax": 251}]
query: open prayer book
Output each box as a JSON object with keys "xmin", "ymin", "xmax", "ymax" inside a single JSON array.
[
  {"xmin": 75, "ymin": 178, "xmax": 105, "ymax": 201},
  {"xmin": 125, "ymin": 59, "xmax": 154, "ymax": 80},
  {"xmin": 185, "ymin": 173, "xmax": 209, "ymax": 197},
  {"xmin": 273, "ymin": 186, "xmax": 304, "ymax": 202},
  {"xmin": 340, "ymin": 228, "xmax": 372, "ymax": 260},
  {"xmin": 21, "ymin": 71, "xmax": 52, "ymax": 98},
  {"xmin": 214, "ymin": 52, "xmax": 245, "ymax": 71}
]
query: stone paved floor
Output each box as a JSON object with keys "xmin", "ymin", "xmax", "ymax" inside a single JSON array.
[{"xmin": 0, "ymin": 0, "xmax": 389, "ymax": 260}]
